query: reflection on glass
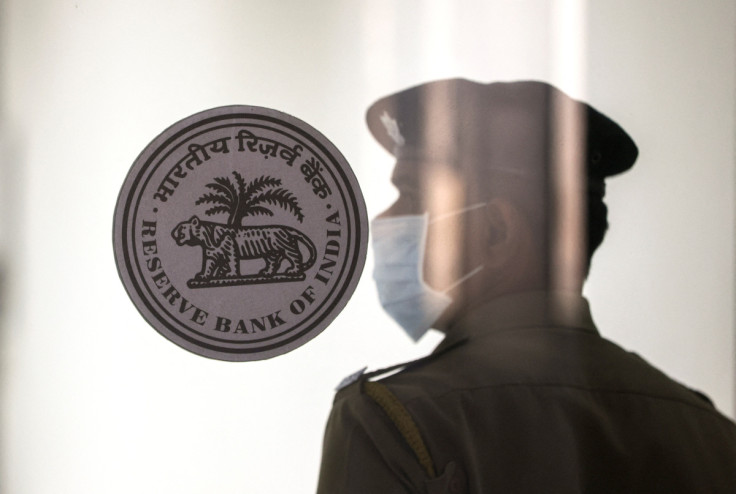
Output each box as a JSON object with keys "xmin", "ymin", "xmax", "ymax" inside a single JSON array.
[{"xmin": 317, "ymin": 79, "xmax": 736, "ymax": 493}]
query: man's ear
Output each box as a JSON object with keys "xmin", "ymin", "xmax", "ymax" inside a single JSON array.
[{"xmin": 481, "ymin": 198, "xmax": 525, "ymax": 266}]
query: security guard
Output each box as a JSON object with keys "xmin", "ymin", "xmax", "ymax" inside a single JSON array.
[{"xmin": 316, "ymin": 80, "xmax": 736, "ymax": 493}]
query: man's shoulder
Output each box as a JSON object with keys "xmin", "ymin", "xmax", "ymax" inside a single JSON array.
[
  {"xmin": 333, "ymin": 328, "xmax": 733, "ymax": 426},
  {"xmin": 381, "ymin": 329, "xmax": 730, "ymax": 418}
]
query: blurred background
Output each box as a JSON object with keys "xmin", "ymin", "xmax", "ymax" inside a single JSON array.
[{"xmin": 0, "ymin": 0, "xmax": 733, "ymax": 492}]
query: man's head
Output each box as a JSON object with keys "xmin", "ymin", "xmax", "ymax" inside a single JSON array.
[{"xmin": 367, "ymin": 79, "xmax": 637, "ymax": 333}]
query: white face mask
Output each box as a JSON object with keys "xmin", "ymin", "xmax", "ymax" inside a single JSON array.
[{"xmin": 371, "ymin": 204, "xmax": 485, "ymax": 341}]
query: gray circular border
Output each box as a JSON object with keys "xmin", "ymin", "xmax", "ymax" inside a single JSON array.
[{"xmin": 113, "ymin": 106, "xmax": 368, "ymax": 361}]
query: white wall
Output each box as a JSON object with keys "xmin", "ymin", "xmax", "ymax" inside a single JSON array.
[{"xmin": 1, "ymin": 1, "xmax": 733, "ymax": 492}]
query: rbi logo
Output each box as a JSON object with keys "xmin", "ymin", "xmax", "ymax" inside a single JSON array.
[{"xmin": 113, "ymin": 106, "xmax": 368, "ymax": 361}]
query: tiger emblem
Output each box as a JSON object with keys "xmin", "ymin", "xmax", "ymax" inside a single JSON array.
[{"xmin": 171, "ymin": 215, "xmax": 317, "ymax": 285}]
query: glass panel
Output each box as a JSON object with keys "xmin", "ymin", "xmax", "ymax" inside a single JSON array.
[{"xmin": 1, "ymin": 1, "xmax": 733, "ymax": 492}]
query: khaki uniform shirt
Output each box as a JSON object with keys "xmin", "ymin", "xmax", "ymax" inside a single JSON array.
[{"xmin": 317, "ymin": 292, "xmax": 736, "ymax": 493}]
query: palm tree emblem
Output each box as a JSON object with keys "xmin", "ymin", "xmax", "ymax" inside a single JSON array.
[
  {"xmin": 195, "ymin": 172, "xmax": 304, "ymax": 225},
  {"xmin": 169, "ymin": 172, "xmax": 316, "ymax": 288}
]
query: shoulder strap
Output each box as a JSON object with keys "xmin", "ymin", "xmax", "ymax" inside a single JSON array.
[
  {"xmin": 355, "ymin": 338, "xmax": 469, "ymax": 482},
  {"xmin": 363, "ymin": 380, "xmax": 437, "ymax": 479}
]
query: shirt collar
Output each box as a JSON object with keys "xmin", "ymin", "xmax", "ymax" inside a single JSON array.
[{"xmin": 433, "ymin": 291, "xmax": 599, "ymax": 354}]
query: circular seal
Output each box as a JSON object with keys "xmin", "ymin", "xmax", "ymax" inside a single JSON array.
[{"xmin": 113, "ymin": 106, "xmax": 368, "ymax": 361}]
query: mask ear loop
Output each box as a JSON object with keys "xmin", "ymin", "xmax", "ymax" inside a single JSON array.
[
  {"xmin": 442, "ymin": 265, "xmax": 484, "ymax": 294},
  {"xmin": 426, "ymin": 202, "xmax": 487, "ymax": 294},
  {"xmin": 428, "ymin": 202, "xmax": 487, "ymax": 223}
]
